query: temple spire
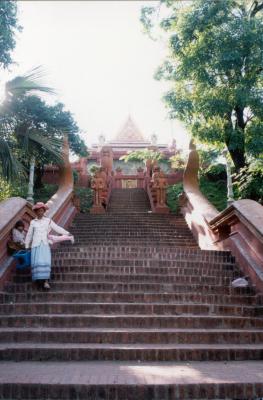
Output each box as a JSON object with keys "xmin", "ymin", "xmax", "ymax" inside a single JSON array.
[{"xmin": 114, "ymin": 116, "xmax": 145, "ymax": 143}]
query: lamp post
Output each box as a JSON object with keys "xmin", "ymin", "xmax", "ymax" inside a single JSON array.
[
  {"xmin": 26, "ymin": 156, "xmax": 35, "ymax": 204},
  {"xmin": 223, "ymin": 149, "xmax": 234, "ymax": 207}
]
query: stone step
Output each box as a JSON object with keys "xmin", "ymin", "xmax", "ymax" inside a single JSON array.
[
  {"xmin": 73, "ymin": 213, "xmax": 186, "ymax": 218},
  {"xmin": 72, "ymin": 241, "xmax": 198, "ymax": 247},
  {"xmin": 0, "ymin": 360, "xmax": 262, "ymax": 400},
  {"xmin": 52, "ymin": 258, "xmax": 236, "ymax": 270},
  {"xmin": 1, "ymin": 327, "xmax": 263, "ymax": 344},
  {"xmin": 72, "ymin": 239, "xmax": 196, "ymax": 244},
  {"xmin": 52, "ymin": 247, "xmax": 233, "ymax": 260},
  {"xmin": 1, "ymin": 291, "xmax": 258, "ymax": 306},
  {"xmin": 70, "ymin": 222, "xmax": 192, "ymax": 227},
  {"xmin": 0, "ymin": 343, "xmax": 263, "ymax": 362},
  {"xmin": 5, "ymin": 281, "xmax": 255, "ymax": 295},
  {"xmin": 52, "ymin": 262, "xmax": 236, "ymax": 274},
  {"xmin": 70, "ymin": 228, "xmax": 193, "ymax": 233},
  {"xmin": 71, "ymin": 220, "xmax": 191, "ymax": 225},
  {"xmin": 73, "ymin": 218, "xmax": 189, "ymax": 223},
  {"xmin": 106, "ymin": 208, "xmax": 153, "ymax": 211},
  {"xmin": 0, "ymin": 302, "xmax": 260, "ymax": 317},
  {"xmin": 69, "ymin": 227, "xmax": 193, "ymax": 232},
  {"xmin": 13, "ymin": 272, "xmax": 234, "ymax": 285},
  {"xmin": 1, "ymin": 314, "xmax": 262, "ymax": 329},
  {"xmin": 3, "ymin": 188, "xmax": 263, "ymax": 399},
  {"xmin": 75, "ymin": 220, "xmax": 187, "ymax": 224},
  {"xmin": 52, "ymin": 254, "xmax": 234, "ymax": 265},
  {"xmin": 73, "ymin": 242, "xmax": 198, "ymax": 248},
  {"xmin": 70, "ymin": 233, "xmax": 194, "ymax": 239},
  {"xmin": 15, "ymin": 265, "xmax": 237, "ymax": 278}
]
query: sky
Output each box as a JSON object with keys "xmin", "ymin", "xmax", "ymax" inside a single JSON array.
[{"xmin": 5, "ymin": 0, "xmax": 190, "ymax": 151}]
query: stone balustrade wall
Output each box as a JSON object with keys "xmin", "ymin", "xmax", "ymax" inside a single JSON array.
[
  {"xmin": 0, "ymin": 136, "xmax": 77, "ymax": 288},
  {"xmin": 181, "ymin": 143, "xmax": 263, "ymax": 292}
]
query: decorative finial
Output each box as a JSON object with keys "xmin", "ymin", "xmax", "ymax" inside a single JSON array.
[
  {"xmin": 151, "ymin": 133, "xmax": 157, "ymax": 145},
  {"xmin": 98, "ymin": 133, "xmax": 106, "ymax": 146}
]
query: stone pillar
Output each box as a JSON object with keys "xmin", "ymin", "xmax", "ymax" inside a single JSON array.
[{"xmin": 100, "ymin": 146, "xmax": 113, "ymax": 176}]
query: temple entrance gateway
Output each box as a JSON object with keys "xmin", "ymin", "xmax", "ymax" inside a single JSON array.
[{"xmin": 121, "ymin": 179, "xmax": 137, "ymax": 189}]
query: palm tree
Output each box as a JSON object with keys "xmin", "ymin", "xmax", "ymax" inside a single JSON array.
[{"xmin": 0, "ymin": 66, "xmax": 62, "ymax": 182}]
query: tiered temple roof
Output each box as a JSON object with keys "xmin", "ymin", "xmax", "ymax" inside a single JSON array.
[{"xmin": 91, "ymin": 116, "xmax": 168, "ymax": 152}]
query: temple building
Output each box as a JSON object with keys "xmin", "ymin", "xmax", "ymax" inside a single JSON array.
[
  {"xmin": 44, "ymin": 116, "xmax": 181, "ymax": 187},
  {"xmin": 75, "ymin": 116, "xmax": 177, "ymax": 179}
]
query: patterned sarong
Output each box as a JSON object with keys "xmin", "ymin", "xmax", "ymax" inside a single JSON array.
[{"xmin": 31, "ymin": 242, "xmax": 51, "ymax": 281}]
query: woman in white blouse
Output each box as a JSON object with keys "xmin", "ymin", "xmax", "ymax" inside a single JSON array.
[{"xmin": 25, "ymin": 202, "xmax": 73, "ymax": 290}]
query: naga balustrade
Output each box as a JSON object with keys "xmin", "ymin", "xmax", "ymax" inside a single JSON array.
[
  {"xmin": 180, "ymin": 141, "xmax": 263, "ymax": 292},
  {"xmin": 0, "ymin": 136, "xmax": 77, "ymax": 288}
]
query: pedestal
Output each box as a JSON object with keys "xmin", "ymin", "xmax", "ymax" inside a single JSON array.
[
  {"xmin": 90, "ymin": 205, "xmax": 106, "ymax": 214},
  {"xmin": 155, "ymin": 205, "xmax": 170, "ymax": 214}
]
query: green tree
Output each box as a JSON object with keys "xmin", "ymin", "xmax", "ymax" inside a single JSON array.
[
  {"xmin": 0, "ymin": 68, "xmax": 59, "ymax": 182},
  {"xmin": 120, "ymin": 149, "xmax": 164, "ymax": 163},
  {"xmin": 0, "ymin": 1, "xmax": 21, "ymax": 69},
  {"xmin": 141, "ymin": 0, "xmax": 263, "ymax": 171},
  {"xmin": 0, "ymin": 92, "xmax": 87, "ymax": 186},
  {"xmin": 169, "ymin": 152, "xmax": 186, "ymax": 170}
]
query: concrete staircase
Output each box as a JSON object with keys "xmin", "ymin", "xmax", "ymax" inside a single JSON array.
[{"xmin": 0, "ymin": 188, "xmax": 263, "ymax": 399}]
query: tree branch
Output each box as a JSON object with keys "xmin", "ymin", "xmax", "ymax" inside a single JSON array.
[{"xmin": 250, "ymin": 0, "xmax": 263, "ymax": 17}]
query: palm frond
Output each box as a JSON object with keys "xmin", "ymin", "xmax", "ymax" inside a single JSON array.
[
  {"xmin": 21, "ymin": 129, "xmax": 63, "ymax": 163},
  {"xmin": 0, "ymin": 136, "xmax": 26, "ymax": 180},
  {"xmin": 5, "ymin": 66, "xmax": 56, "ymax": 98}
]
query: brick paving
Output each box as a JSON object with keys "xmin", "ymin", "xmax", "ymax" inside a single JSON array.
[
  {"xmin": 0, "ymin": 188, "xmax": 262, "ymax": 399},
  {"xmin": 0, "ymin": 360, "xmax": 262, "ymax": 385},
  {"xmin": 0, "ymin": 361, "xmax": 263, "ymax": 399}
]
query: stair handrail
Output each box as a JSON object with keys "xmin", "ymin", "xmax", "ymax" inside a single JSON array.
[
  {"xmin": 0, "ymin": 135, "xmax": 77, "ymax": 287},
  {"xmin": 181, "ymin": 140, "xmax": 263, "ymax": 291}
]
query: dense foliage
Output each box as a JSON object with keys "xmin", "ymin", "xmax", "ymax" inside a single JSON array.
[
  {"xmin": 0, "ymin": 1, "xmax": 21, "ymax": 69},
  {"xmin": 169, "ymin": 153, "xmax": 186, "ymax": 169},
  {"xmin": 199, "ymin": 175, "xmax": 227, "ymax": 211},
  {"xmin": 0, "ymin": 178, "xmax": 58, "ymax": 204},
  {"xmin": 0, "ymin": 92, "xmax": 87, "ymax": 186},
  {"xmin": 166, "ymin": 182, "xmax": 183, "ymax": 214},
  {"xmin": 141, "ymin": 0, "xmax": 263, "ymax": 172},
  {"xmin": 120, "ymin": 149, "xmax": 164, "ymax": 163},
  {"xmin": 74, "ymin": 187, "xmax": 93, "ymax": 213},
  {"xmin": 234, "ymin": 159, "xmax": 263, "ymax": 203}
]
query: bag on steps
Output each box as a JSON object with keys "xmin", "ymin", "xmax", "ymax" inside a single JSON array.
[
  {"xmin": 13, "ymin": 250, "xmax": 31, "ymax": 270},
  {"xmin": 231, "ymin": 277, "xmax": 249, "ymax": 288}
]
